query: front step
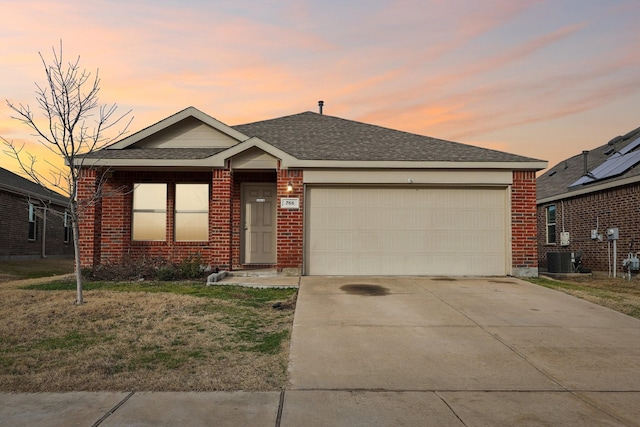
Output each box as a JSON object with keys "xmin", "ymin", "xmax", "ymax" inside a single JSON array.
[{"xmin": 230, "ymin": 268, "xmax": 278, "ymax": 278}]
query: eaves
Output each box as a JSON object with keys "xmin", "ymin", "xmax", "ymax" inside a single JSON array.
[
  {"xmin": 537, "ymin": 174, "xmax": 640, "ymax": 205},
  {"xmin": 0, "ymin": 183, "xmax": 68, "ymax": 207}
]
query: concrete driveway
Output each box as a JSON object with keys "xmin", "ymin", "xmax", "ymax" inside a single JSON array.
[{"xmin": 284, "ymin": 276, "xmax": 640, "ymax": 426}]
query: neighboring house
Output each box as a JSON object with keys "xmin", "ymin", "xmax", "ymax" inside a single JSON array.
[
  {"xmin": 75, "ymin": 106, "xmax": 546, "ymax": 277},
  {"xmin": 537, "ymin": 126, "xmax": 640, "ymax": 274},
  {"xmin": 0, "ymin": 167, "xmax": 73, "ymax": 259}
]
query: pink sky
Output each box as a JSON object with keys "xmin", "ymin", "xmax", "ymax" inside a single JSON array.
[{"xmin": 2, "ymin": 0, "xmax": 640, "ymax": 183}]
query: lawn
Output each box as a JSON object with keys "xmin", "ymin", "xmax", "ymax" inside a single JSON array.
[
  {"xmin": 0, "ymin": 257, "xmax": 74, "ymax": 282},
  {"xmin": 528, "ymin": 273, "xmax": 640, "ymax": 320},
  {"xmin": 0, "ymin": 279, "xmax": 297, "ymax": 392}
]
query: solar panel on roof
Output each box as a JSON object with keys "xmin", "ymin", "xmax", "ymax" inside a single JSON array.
[
  {"xmin": 619, "ymin": 136, "xmax": 640, "ymax": 155},
  {"xmin": 570, "ymin": 137, "xmax": 640, "ymax": 187}
]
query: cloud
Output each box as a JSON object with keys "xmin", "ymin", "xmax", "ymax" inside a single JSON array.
[{"xmin": 3, "ymin": 0, "xmax": 640, "ymax": 179}]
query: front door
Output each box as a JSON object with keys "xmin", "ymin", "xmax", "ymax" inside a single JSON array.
[{"xmin": 242, "ymin": 183, "xmax": 277, "ymax": 264}]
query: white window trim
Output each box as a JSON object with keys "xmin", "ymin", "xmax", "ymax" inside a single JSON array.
[
  {"xmin": 28, "ymin": 203, "xmax": 37, "ymax": 241},
  {"xmin": 174, "ymin": 183, "xmax": 209, "ymax": 242},
  {"xmin": 64, "ymin": 211, "xmax": 71, "ymax": 243},
  {"xmin": 132, "ymin": 183, "xmax": 167, "ymax": 242},
  {"xmin": 546, "ymin": 205, "xmax": 556, "ymax": 245}
]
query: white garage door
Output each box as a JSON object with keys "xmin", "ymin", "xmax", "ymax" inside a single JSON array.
[{"xmin": 305, "ymin": 186, "xmax": 509, "ymax": 276}]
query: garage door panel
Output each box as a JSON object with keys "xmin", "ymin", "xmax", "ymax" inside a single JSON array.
[
  {"xmin": 306, "ymin": 187, "xmax": 508, "ymax": 276},
  {"xmin": 310, "ymin": 231, "xmax": 352, "ymax": 251}
]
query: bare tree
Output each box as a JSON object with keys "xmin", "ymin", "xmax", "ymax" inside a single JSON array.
[{"xmin": 2, "ymin": 41, "xmax": 132, "ymax": 304}]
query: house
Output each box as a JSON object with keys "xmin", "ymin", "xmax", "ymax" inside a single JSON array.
[
  {"xmin": 0, "ymin": 167, "xmax": 73, "ymax": 260},
  {"xmin": 537, "ymin": 126, "xmax": 640, "ymax": 274},
  {"xmin": 76, "ymin": 106, "xmax": 546, "ymax": 277}
]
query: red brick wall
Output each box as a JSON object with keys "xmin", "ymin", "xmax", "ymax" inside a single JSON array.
[
  {"xmin": 512, "ymin": 171, "xmax": 539, "ymax": 273},
  {"xmin": 210, "ymin": 169, "xmax": 232, "ymax": 268},
  {"xmin": 77, "ymin": 167, "xmax": 305, "ymax": 272},
  {"xmin": 78, "ymin": 170, "xmax": 231, "ymax": 269},
  {"xmin": 78, "ymin": 168, "xmax": 100, "ymax": 267},
  {"xmin": 78, "ymin": 166, "xmax": 533, "ymax": 276},
  {"xmin": 276, "ymin": 169, "xmax": 304, "ymax": 270},
  {"xmin": 537, "ymin": 182, "xmax": 640, "ymax": 274}
]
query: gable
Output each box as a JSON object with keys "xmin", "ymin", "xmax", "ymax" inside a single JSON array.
[
  {"xmin": 106, "ymin": 106, "xmax": 249, "ymax": 150},
  {"xmin": 230, "ymin": 147, "xmax": 278, "ymax": 169},
  {"xmin": 129, "ymin": 116, "xmax": 239, "ymax": 149}
]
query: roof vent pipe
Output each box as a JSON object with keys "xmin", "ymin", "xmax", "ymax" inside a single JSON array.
[
  {"xmin": 318, "ymin": 100, "xmax": 324, "ymax": 115},
  {"xmin": 583, "ymin": 150, "xmax": 589, "ymax": 175}
]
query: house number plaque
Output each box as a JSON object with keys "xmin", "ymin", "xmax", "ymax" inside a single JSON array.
[{"xmin": 281, "ymin": 198, "xmax": 300, "ymax": 209}]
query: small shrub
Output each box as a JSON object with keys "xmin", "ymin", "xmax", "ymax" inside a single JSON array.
[
  {"xmin": 85, "ymin": 254, "xmax": 210, "ymax": 282},
  {"xmin": 156, "ymin": 266, "xmax": 177, "ymax": 281},
  {"xmin": 177, "ymin": 253, "xmax": 209, "ymax": 279}
]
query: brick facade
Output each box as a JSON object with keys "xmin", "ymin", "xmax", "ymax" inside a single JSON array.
[
  {"xmin": 276, "ymin": 169, "xmax": 304, "ymax": 270},
  {"xmin": 0, "ymin": 188, "xmax": 73, "ymax": 259},
  {"xmin": 77, "ymin": 167, "xmax": 537, "ymax": 276},
  {"xmin": 77, "ymin": 167, "xmax": 304, "ymax": 272},
  {"xmin": 537, "ymin": 182, "xmax": 640, "ymax": 274},
  {"xmin": 511, "ymin": 170, "xmax": 539, "ymax": 276}
]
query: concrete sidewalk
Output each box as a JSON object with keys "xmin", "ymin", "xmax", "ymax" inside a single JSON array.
[{"xmin": 1, "ymin": 276, "xmax": 639, "ymax": 426}]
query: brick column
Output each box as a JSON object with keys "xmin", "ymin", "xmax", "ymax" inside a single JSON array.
[
  {"xmin": 511, "ymin": 170, "xmax": 538, "ymax": 277},
  {"xmin": 99, "ymin": 173, "xmax": 130, "ymax": 263},
  {"xmin": 77, "ymin": 168, "xmax": 101, "ymax": 268},
  {"xmin": 276, "ymin": 169, "xmax": 304, "ymax": 272},
  {"xmin": 211, "ymin": 169, "xmax": 232, "ymax": 269}
]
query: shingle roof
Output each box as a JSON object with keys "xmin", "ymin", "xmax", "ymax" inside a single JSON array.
[
  {"xmin": 537, "ymin": 126, "xmax": 640, "ymax": 201},
  {"xmin": 0, "ymin": 167, "xmax": 68, "ymax": 205},
  {"xmin": 233, "ymin": 112, "xmax": 541, "ymax": 162},
  {"xmin": 84, "ymin": 148, "xmax": 225, "ymax": 160},
  {"xmin": 86, "ymin": 108, "xmax": 544, "ymax": 166}
]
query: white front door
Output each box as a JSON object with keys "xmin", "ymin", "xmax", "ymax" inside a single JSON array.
[{"xmin": 243, "ymin": 183, "xmax": 277, "ymax": 264}]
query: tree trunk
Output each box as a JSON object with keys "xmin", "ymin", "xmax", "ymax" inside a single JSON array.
[{"xmin": 71, "ymin": 204, "xmax": 83, "ymax": 305}]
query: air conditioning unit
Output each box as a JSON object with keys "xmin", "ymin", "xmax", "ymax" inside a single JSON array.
[{"xmin": 547, "ymin": 252, "xmax": 573, "ymax": 273}]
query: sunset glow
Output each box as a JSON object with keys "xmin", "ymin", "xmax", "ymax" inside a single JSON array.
[{"xmin": 2, "ymin": 0, "xmax": 640, "ymax": 183}]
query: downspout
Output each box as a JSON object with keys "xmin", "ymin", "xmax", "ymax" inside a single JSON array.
[{"xmin": 41, "ymin": 204, "xmax": 47, "ymax": 259}]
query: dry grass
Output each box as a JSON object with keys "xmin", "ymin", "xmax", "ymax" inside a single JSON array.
[
  {"xmin": 0, "ymin": 257, "xmax": 74, "ymax": 282},
  {"xmin": 0, "ymin": 283, "xmax": 297, "ymax": 392},
  {"xmin": 530, "ymin": 272, "xmax": 640, "ymax": 319}
]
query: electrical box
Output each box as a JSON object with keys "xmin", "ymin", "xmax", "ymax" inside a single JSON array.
[
  {"xmin": 606, "ymin": 228, "xmax": 619, "ymax": 241},
  {"xmin": 591, "ymin": 230, "xmax": 598, "ymax": 240},
  {"xmin": 560, "ymin": 232, "xmax": 570, "ymax": 246}
]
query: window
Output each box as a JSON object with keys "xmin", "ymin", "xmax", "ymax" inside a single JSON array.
[
  {"xmin": 28, "ymin": 203, "xmax": 37, "ymax": 241},
  {"xmin": 175, "ymin": 183, "xmax": 209, "ymax": 241},
  {"xmin": 63, "ymin": 211, "xmax": 71, "ymax": 243},
  {"xmin": 546, "ymin": 205, "xmax": 556, "ymax": 244},
  {"xmin": 132, "ymin": 183, "xmax": 167, "ymax": 241}
]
